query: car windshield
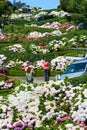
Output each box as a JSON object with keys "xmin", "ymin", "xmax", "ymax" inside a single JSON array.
[{"xmin": 64, "ymin": 62, "xmax": 87, "ymax": 74}]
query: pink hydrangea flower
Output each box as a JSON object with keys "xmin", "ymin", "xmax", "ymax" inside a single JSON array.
[
  {"xmin": 80, "ymin": 121, "xmax": 85, "ymax": 127},
  {"xmin": 56, "ymin": 116, "xmax": 68, "ymax": 122},
  {"xmin": 0, "ymin": 73, "xmax": 6, "ymax": 76},
  {"xmin": 7, "ymin": 79, "xmax": 14, "ymax": 83}
]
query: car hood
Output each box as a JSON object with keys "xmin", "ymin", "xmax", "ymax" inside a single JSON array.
[{"xmin": 60, "ymin": 71, "xmax": 85, "ymax": 80}]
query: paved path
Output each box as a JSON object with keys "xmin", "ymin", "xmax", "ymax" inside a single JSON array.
[{"xmin": 14, "ymin": 76, "xmax": 55, "ymax": 84}]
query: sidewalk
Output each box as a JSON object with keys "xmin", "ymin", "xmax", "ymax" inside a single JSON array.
[{"xmin": 14, "ymin": 76, "xmax": 55, "ymax": 84}]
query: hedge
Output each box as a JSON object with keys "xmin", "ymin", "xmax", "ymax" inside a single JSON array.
[
  {"xmin": 67, "ymin": 74, "xmax": 87, "ymax": 86},
  {"xmin": 8, "ymin": 69, "xmax": 62, "ymax": 77}
]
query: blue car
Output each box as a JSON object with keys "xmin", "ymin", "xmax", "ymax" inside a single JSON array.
[{"xmin": 60, "ymin": 58, "xmax": 87, "ymax": 80}]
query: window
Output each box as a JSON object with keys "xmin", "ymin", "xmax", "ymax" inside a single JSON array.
[{"xmin": 64, "ymin": 62, "xmax": 87, "ymax": 74}]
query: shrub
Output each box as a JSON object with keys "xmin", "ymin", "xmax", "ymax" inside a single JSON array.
[
  {"xmin": 4, "ymin": 25, "xmax": 54, "ymax": 34},
  {"xmin": 0, "ymin": 76, "xmax": 7, "ymax": 81},
  {"xmin": 8, "ymin": 70, "xmax": 25, "ymax": 76},
  {"xmin": 68, "ymin": 74, "xmax": 87, "ymax": 86},
  {"xmin": 8, "ymin": 69, "xmax": 62, "ymax": 77},
  {"xmin": 71, "ymin": 13, "xmax": 85, "ymax": 24}
]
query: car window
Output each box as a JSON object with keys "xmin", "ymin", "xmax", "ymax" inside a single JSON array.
[{"xmin": 64, "ymin": 62, "xmax": 87, "ymax": 74}]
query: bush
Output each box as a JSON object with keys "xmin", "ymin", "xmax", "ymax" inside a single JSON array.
[
  {"xmin": 4, "ymin": 25, "xmax": 54, "ymax": 34},
  {"xmin": 0, "ymin": 76, "xmax": 7, "ymax": 81},
  {"xmin": 8, "ymin": 69, "xmax": 62, "ymax": 77},
  {"xmin": 68, "ymin": 74, "xmax": 87, "ymax": 86},
  {"xmin": 8, "ymin": 70, "xmax": 25, "ymax": 76},
  {"xmin": 71, "ymin": 13, "xmax": 85, "ymax": 24}
]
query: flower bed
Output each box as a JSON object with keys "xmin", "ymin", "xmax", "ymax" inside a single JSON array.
[{"xmin": 0, "ymin": 79, "xmax": 87, "ymax": 129}]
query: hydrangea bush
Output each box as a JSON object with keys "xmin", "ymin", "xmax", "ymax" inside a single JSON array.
[{"xmin": 0, "ymin": 79, "xmax": 87, "ymax": 129}]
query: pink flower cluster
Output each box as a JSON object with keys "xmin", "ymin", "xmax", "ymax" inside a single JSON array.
[
  {"xmin": 56, "ymin": 116, "xmax": 68, "ymax": 122},
  {"xmin": 60, "ymin": 23, "xmax": 76, "ymax": 30},
  {"xmin": 0, "ymin": 73, "xmax": 6, "ymax": 76},
  {"xmin": 7, "ymin": 120, "xmax": 33, "ymax": 130},
  {"xmin": 72, "ymin": 115, "xmax": 85, "ymax": 127},
  {"xmin": 22, "ymin": 65, "xmax": 26, "ymax": 70},
  {"xmin": 7, "ymin": 79, "xmax": 15, "ymax": 83},
  {"xmin": 75, "ymin": 120, "xmax": 85, "ymax": 127}
]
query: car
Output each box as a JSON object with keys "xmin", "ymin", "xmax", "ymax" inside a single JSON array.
[
  {"xmin": 60, "ymin": 58, "xmax": 87, "ymax": 80},
  {"xmin": 35, "ymin": 15, "xmax": 54, "ymax": 21}
]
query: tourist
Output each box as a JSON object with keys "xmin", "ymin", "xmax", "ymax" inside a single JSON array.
[
  {"xmin": 43, "ymin": 58, "xmax": 50, "ymax": 81},
  {"xmin": 26, "ymin": 67, "xmax": 34, "ymax": 84}
]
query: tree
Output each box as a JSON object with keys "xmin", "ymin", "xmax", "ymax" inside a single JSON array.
[
  {"xmin": 0, "ymin": 0, "xmax": 5, "ymax": 17},
  {"xmin": 0, "ymin": 0, "xmax": 12, "ymax": 23},
  {"xmin": 3, "ymin": 0, "xmax": 13, "ymax": 16},
  {"xmin": 60, "ymin": 0, "xmax": 87, "ymax": 24},
  {"xmin": 66, "ymin": 0, "xmax": 86, "ymax": 14},
  {"xmin": 60, "ymin": 0, "xmax": 87, "ymax": 15},
  {"xmin": 13, "ymin": 0, "xmax": 26, "ymax": 11},
  {"xmin": 0, "ymin": 0, "xmax": 6, "ymax": 23},
  {"xmin": 16, "ymin": 1, "xmax": 26, "ymax": 9},
  {"xmin": 60, "ymin": 0, "xmax": 70, "ymax": 11}
]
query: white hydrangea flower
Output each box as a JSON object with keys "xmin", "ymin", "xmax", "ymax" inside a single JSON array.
[{"xmin": 83, "ymin": 89, "xmax": 87, "ymax": 98}]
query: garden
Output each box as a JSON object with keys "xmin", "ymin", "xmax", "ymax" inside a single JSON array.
[{"xmin": 0, "ymin": 0, "xmax": 87, "ymax": 129}]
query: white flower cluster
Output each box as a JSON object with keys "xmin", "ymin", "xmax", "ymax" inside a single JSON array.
[
  {"xmin": 29, "ymin": 56, "xmax": 74, "ymax": 70},
  {"xmin": 0, "ymin": 81, "xmax": 13, "ymax": 89},
  {"xmin": 72, "ymin": 101, "xmax": 87, "ymax": 123},
  {"xmin": 30, "ymin": 44, "xmax": 49, "ymax": 54},
  {"xmin": 35, "ymin": 59, "xmax": 44, "ymax": 69},
  {"xmin": 57, "ymin": 111, "xmax": 67, "ymax": 118},
  {"xmin": 68, "ymin": 36, "xmax": 78, "ymax": 46},
  {"xmin": 83, "ymin": 89, "xmax": 87, "ymax": 98},
  {"xmin": 66, "ymin": 123, "xmax": 84, "ymax": 130},
  {"xmin": 28, "ymin": 31, "xmax": 43, "ymax": 38},
  {"xmin": 0, "ymin": 34, "xmax": 6, "ymax": 40},
  {"xmin": 27, "ymin": 31, "xmax": 51, "ymax": 39},
  {"xmin": 35, "ymin": 11, "xmax": 48, "ymax": 18},
  {"xmin": 50, "ymin": 10, "xmax": 70, "ymax": 17},
  {"xmin": 51, "ymin": 56, "xmax": 71, "ymax": 70},
  {"xmin": 30, "ymin": 39, "xmax": 65, "ymax": 55},
  {"xmin": 31, "ymin": 22, "xmax": 61, "ymax": 29},
  {"xmin": 72, "ymin": 89, "xmax": 87, "ymax": 124},
  {"xmin": 8, "ymin": 44, "xmax": 26, "ymax": 53},
  {"xmin": 48, "ymin": 40, "xmax": 65, "ymax": 51},
  {"xmin": 51, "ymin": 30, "xmax": 62, "ymax": 36},
  {"xmin": 27, "ymin": 30, "xmax": 62, "ymax": 39},
  {"xmin": 10, "ymin": 13, "xmax": 31, "ymax": 20},
  {"xmin": 0, "ymin": 81, "xmax": 56, "ymax": 128},
  {"xmin": 0, "ymin": 54, "xmax": 6, "ymax": 66},
  {"xmin": 66, "ymin": 35, "xmax": 87, "ymax": 46},
  {"xmin": 79, "ymin": 35, "xmax": 87, "ymax": 44},
  {"xmin": 5, "ymin": 60, "xmax": 23, "ymax": 69},
  {"xmin": 0, "ymin": 78, "xmax": 86, "ymax": 129},
  {"xmin": 41, "ymin": 22, "xmax": 61, "ymax": 29}
]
